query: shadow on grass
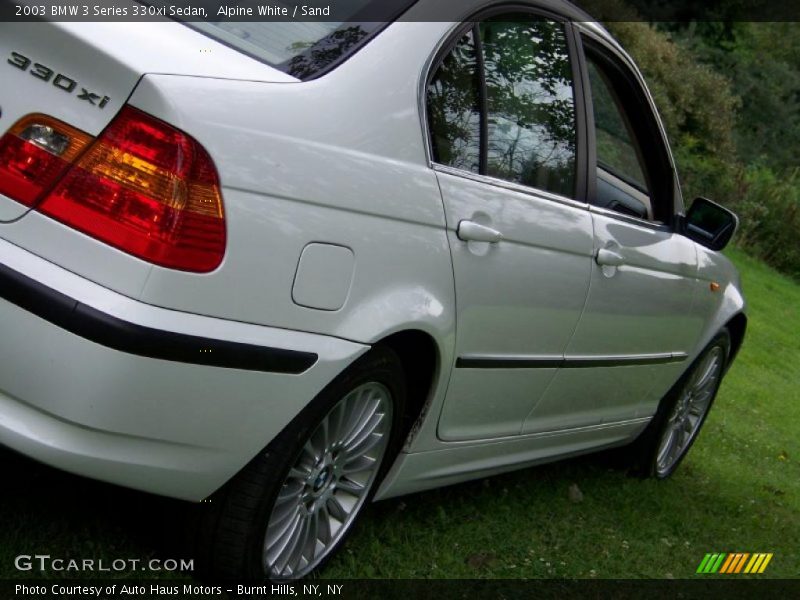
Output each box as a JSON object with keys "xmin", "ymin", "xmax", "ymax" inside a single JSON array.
[
  {"xmin": 0, "ymin": 446, "xmax": 193, "ymax": 578},
  {"xmin": 0, "ymin": 444, "xmax": 632, "ymax": 580}
]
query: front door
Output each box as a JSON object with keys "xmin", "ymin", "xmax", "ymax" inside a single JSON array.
[{"xmin": 522, "ymin": 31, "xmax": 700, "ymax": 434}]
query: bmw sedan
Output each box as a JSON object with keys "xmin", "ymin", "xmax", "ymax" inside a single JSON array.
[{"xmin": 0, "ymin": 0, "xmax": 745, "ymax": 580}]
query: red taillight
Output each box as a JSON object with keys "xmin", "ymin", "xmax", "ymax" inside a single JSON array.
[
  {"xmin": 0, "ymin": 107, "xmax": 226, "ymax": 273},
  {"xmin": 0, "ymin": 115, "xmax": 91, "ymax": 206}
]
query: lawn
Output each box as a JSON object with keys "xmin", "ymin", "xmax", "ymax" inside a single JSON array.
[{"xmin": 1, "ymin": 249, "xmax": 797, "ymax": 580}]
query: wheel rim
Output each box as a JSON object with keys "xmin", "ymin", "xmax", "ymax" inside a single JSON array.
[
  {"xmin": 655, "ymin": 346, "xmax": 724, "ymax": 477},
  {"xmin": 263, "ymin": 382, "xmax": 393, "ymax": 579}
]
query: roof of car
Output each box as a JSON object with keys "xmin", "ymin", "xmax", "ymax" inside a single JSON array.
[{"xmin": 418, "ymin": 0, "xmax": 623, "ymax": 50}]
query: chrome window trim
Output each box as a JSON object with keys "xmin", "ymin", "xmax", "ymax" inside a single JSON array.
[
  {"xmin": 433, "ymin": 163, "xmax": 590, "ymax": 212},
  {"xmin": 588, "ymin": 204, "xmax": 673, "ymax": 233}
]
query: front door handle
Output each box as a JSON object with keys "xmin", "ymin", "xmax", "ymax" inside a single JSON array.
[
  {"xmin": 596, "ymin": 248, "xmax": 625, "ymax": 267},
  {"xmin": 457, "ymin": 220, "xmax": 503, "ymax": 244}
]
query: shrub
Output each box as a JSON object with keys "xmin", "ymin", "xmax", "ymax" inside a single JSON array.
[
  {"xmin": 732, "ymin": 167, "xmax": 800, "ymax": 280},
  {"xmin": 598, "ymin": 17, "xmax": 799, "ymax": 280}
]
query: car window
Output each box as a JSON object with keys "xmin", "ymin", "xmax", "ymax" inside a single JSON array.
[
  {"xmin": 587, "ymin": 60, "xmax": 647, "ymax": 191},
  {"xmin": 481, "ymin": 18, "xmax": 576, "ymax": 198},
  {"xmin": 584, "ymin": 49, "xmax": 674, "ymax": 223},
  {"xmin": 427, "ymin": 29, "xmax": 482, "ymax": 174},
  {"xmin": 427, "ymin": 15, "xmax": 578, "ymax": 199}
]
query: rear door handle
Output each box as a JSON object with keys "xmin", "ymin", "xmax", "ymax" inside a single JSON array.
[
  {"xmin": 596, "ymin": 248, "xmax": 625, "ymax": 267},
  {"xmin": 457, "ymin": 220, "xmax": 503, "ymax": 244}
]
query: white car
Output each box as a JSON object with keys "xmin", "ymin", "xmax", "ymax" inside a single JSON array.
[{"xmin": 0, "ymin": 0, "xmax": 745, "ymax": 580}]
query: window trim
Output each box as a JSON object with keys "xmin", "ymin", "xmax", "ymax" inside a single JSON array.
[
  {"xmin": 421, "ymin": 5, "xmax": 588, "ymax": 206},
  {"xmin": 432, "ymin": 163, "xmax": 592, "ymax": 214},
  {"xmin": 575, "ymin": 28, "xmax": 680, "ymax": 230}
]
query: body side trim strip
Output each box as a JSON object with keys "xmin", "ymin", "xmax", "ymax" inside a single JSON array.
[
  {"xmin": 0, "ymin": 262, "xmax": 318, "ymax": 374},
  {"xmin": 456, "ymin": 352, "xmax": 687, "ymax": 369}
]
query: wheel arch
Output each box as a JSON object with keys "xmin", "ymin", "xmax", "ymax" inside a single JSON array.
[
  {"xmin": 724, "ymin": 312, "xmax": 747, "ymax": 370},
  {"xmin": 374, "ymin": 329, "xmax": 441, "ymax": 451}
]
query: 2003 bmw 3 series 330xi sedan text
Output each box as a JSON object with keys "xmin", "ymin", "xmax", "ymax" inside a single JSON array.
[{"xmin": 0, "ymin": 0, "xmax": 746, "ymax": 581}]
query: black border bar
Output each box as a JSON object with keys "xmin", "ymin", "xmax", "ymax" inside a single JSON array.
[
  {"xmin": 0, "ymin": 262, "xmax": 318, "ymax": 374},
  {"xmin": 5, "ymin": 0, "xmax": 800, "ymax": 22},
  {"xmin": 4, "ymin": 578, "xmax": 800, "ymax": 599}
]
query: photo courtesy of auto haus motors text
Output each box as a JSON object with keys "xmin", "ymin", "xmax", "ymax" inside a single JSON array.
[{"xmin": 13, "ymin": 583, "xmax": 343, "ymax": 598}]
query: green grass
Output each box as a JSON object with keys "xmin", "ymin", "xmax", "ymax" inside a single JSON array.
[{"xmin": 1, "ymin": 249, "xmax": 797, "ymax": 580}]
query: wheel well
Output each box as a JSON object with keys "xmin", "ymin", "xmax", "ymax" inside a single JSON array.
[
  {"xmin": 376, "ymin": 330, "xmax": 438, "ymax": 448},
  {"xmin": 725, "ymin": 313, "xmax": 747, "ymax": 367}
]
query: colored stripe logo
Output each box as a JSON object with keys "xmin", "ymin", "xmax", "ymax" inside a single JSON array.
[{"xmin": 696, "ymin": 553, "xmax": 773, "ymax": 574}]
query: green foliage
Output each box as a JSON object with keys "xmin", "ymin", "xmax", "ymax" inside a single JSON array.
[
  {"xmin": 671, "ymin": 22, "xmax": 800, "ymax": 171},
  {"xmin": 603, "ymin": 21, "xmax": 739, "ymax": 163},
  {"xmin": 603, "ymin": 19, "xmax": 800, "ymax": 280},
  {"xmin": 732, "ymin": 168, "xmax": 800, "ymax": 280}
]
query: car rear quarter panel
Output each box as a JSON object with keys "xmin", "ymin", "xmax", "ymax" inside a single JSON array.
[{"xmin": 127, "ymin": 22, "xmax": 457, "ymax": 382}]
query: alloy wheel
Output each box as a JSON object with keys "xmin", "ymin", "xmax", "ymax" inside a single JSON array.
[
  {"xmin": 655, "ymin": 345, "xmax": 724, "ymax": 477},
  {"xmin": 262, "ymin": 382, "xmax": 393, "ymax": 578}
]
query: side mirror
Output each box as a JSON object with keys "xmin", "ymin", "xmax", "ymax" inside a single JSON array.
[{"xmin": 682, "ymin": 197, "xmax": 739, "ymax": 251}]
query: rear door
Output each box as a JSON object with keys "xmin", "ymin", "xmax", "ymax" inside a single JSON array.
[{"xmin": 429, "ymin": 13, "xmax": 595, "ymax": 441}]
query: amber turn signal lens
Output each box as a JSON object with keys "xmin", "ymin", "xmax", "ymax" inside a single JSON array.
[{"xmin": 0, "ymin": 108, "xmax": 226, "ymax": 272}]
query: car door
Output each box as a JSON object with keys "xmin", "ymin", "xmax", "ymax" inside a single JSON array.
[
  {"xmin": 428, "ymin": 12, "xmax": 595, "ymax": 441},
  {"xmin": 521, "ymin": 30, "xmax": 700, "ymax": 434}
]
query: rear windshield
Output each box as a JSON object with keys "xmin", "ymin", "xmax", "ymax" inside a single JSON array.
[{"xmin": 175, "ymin": 1, "xmax": 418, "ymax": 80}]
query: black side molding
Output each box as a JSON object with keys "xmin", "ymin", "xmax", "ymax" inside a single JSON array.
[
  {"xmin": 456, "ymin": 357, "xmax": 562, "ymax": 369},
  {"xmin": 456, "ymin": 354, "xmax": 687, "ymax": 369},
  {"xmin": 0, "ymin": 263, "xmax": 318, "ymax": 374}
]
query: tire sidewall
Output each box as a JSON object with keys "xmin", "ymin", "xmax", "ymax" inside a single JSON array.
[
  {"xmin": 242, "ymin": 347, "xmax": 406, "ymax": 580},
  {"xmin": 638, "ymin": 330, "xmax": 731, "ymax": 479}
]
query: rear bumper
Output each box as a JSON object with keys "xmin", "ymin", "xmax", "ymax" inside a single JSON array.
[
  {"xmin": 0, "ymin": 262, "xmax": 318, "ymax": 375},
  {"xmin": 0, "ymin": 236, "xmax": 368, "ymax": 501}
]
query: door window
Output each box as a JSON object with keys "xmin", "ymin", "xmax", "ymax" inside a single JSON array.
[
  {"xmin": 584, "ymin": 48, "xmax": 675, "ymax": 223},
  {"xmin": 588, "ymin": 60, "xmax": 647, "ymax": 190},
  {"xmin": 428, "ymin": 15, "xmax": 578, "ymax": 199},
  {"xmin": 427, "ymin": 29, "xmax": 481, "ymax": 174}
]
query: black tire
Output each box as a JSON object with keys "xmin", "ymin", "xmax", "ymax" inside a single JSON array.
[
  {"xmin": 628, "ymin": 329, "xmax": 731, "ymax": 479},
  {"xmin": 194, "ymin": 346, "xmax": 406, "ymax": 581}
]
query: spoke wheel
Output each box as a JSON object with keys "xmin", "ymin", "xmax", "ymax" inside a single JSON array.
[
  {"xmin": 193, "ymin": 347, "xmax": 405, "ymax": 582},
  {"xmin": 654, "ymin": 345, "xmax": 724, "ymax": 477},
  {"xmin": 263, "ymin": 382, "xmax": 393, "ymax": 579},
  {"xmin": 624, "ymin": 329, "xmax": 731, "ymax": 480}
]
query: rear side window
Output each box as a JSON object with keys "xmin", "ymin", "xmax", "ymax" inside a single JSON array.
[
  {"xmin": 427, "ymin": 30, "xmax": 482, "ymax": 173},
  {"xmin": 427, "ymin": 15, "xmax": 578, "ymax": 199}
]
